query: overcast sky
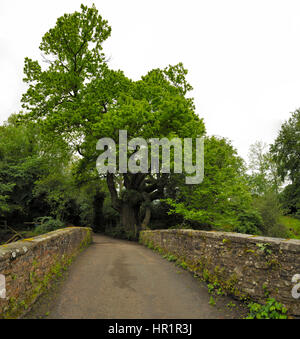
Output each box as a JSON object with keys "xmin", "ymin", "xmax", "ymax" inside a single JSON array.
[{"xmin": 1, "ymin": 0, "xmax": 300, "ymax": 161}]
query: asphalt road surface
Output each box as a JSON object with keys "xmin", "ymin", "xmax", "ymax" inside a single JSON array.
[{"xmin": 25, "ymin": 234, "xmax": 245, "ymax": 319}]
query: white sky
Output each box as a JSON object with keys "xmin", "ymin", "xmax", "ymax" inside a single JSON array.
[{"xmin": 1, "ymin": 0, "xmax": 300, "ymax": 161}]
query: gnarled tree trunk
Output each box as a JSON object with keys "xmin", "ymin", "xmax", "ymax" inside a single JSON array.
[
  {"xmin": 106, "ymin": 173, "xmax": 167, "ymax": 239},
  {"xmin": 120, "ymin": 203, "xmax": 140, "ymax": 238}
]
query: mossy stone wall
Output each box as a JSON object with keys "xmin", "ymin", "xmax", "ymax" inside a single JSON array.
[
  {"xmin": 0, "ymin": 227, "xmax": 92, "ymax": 318},
  {"xmin": 140, "ymin": 229, "xmax": 300, "ymax": 315}
]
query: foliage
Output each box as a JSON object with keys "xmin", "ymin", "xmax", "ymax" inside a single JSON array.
[
  {"xmin": 246, "ymin": 298, "xmax": 288, "ymax": 319},
  {"xmin": 233, "ymin": 209, "xmax": 263, "ymax": 235},
  {"xmin": 246, "ymin": 141, "xmax": 290, "ymax": 238},
  {"xmin": 165, "ymin": 136, "xmax": 262, "ymax": 233},
  {"xmin": 270, "ymin": 109, "xmax": 300, "ymax": 216},
  {"xmin": 207, "ymin": 282, "xmax": 225, "ymax": 296},
  {"xmin": 0, "ymin": 181, "xmax": 14, "ymax": 215},
  {"xmin": 77, "ymin": 183, "xmax": 106, "ymax": 231},
  {"xmin": 252, "ymin": 192, "xmax": 288, "ymax": 238},
  {"xmin": 34, "ymin": 216, "xmax": 65, "ymax": 234},
  {"xmin": 166, "ymin": 254, "xmax": 177, "ymax": 262},
  {"xmin": 149, "ymin": 201, "xmax": 183, "ymax": 230},
  {"xmin": 21, "ymin": 4, "xmax": 112, "ymax": 138},
  {"xmin": 209, "ymin": 296, "xmax": 216, "ymax": 307},
  {"xmin": 33, "ymin": 168, "xmax": 77, "ymax": 221},
  {"xmin": 0, "ymin": 116, "xmax": 48, "ymax": 224},
  {"xmin": 270, "ymin": 110, "xmax": 300, "ymax": 183},
  {"xmin": 0, "ymin": 113, "xmax": 108, "ymax": 231},
  {"xmin": 279, "ymin": 183, "xmax": 300, "ymax": 216},
  {"xmin": 256, "ymin": 243, "xmax": 272, "ymax": 255},
  {"xmin": 247, "ymin": 141, "xmax": 281, "ymax": 196}
]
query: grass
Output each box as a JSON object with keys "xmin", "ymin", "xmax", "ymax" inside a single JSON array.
[{"xmin": 279, "ymin": 216, "xmax": 300, "ymax": 239}]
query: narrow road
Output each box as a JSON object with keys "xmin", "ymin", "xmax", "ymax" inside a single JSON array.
[{"xmin": 25, "ymin": 234, "xmax": 244, "ymax": 319}]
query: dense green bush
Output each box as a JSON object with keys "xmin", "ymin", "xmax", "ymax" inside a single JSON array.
[
  {"xmin": 234, "ymin": 209, "xmax": 263, "ymax": 235},
  {"xmin": 34, "ymin": 216, "xmax": 65, "ymax": 235}
]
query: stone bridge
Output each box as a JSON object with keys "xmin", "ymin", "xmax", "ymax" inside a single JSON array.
[{"xmin": 0, "ymin": 227, "xmax": 299, "ymax": 318}]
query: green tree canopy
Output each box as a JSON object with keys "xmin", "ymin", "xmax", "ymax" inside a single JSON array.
[
  {"xmin": 271, "ymin": 109, "xmax": 300, "ymax": 215},
  {"xmin": 165, "ymin": 136, "xmax": 263, "ymax": 234},
  {"xmin": 270, "ymin": 110, "xmax": 300, "ymax": 183}
]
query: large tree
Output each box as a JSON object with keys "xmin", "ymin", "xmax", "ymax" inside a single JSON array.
[
  {"xmin": 20, "ymin": 4, "xmax": 205, "ymax": 238},
  {"xmin": 91, "ymin": 65, "xmax": 204, "ymax": 237}
]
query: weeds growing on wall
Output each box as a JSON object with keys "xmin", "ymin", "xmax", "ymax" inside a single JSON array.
[{"xmin": 246, "ymin": 298, "xmax": 288, "ymax": 319}]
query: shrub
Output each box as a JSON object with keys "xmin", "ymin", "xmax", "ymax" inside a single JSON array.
[
  {"xmin": 266, "ymin": 223, "xmax": 289, "ymax": 238},
  {"xmin": 253, "ymin": 192, "xmax": 288, "ymax": 237},
  {"xmin": 34, "ymin": 216, "xmax": 65, "ymax": 235},
  {"xmin": 234, "ymin": 209, "xmax": 263, "ymax": 235}
]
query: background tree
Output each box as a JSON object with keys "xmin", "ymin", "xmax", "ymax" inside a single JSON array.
[
  {"xmin": 0, "ymin": 115, "xmax": 48, "ymax": 225},
  {"xmin": 0, "ymin": 112, "xmax": 108, "ymax": 236},
  {"xmin": 247, "ymin": 141, "xmax": 281, "ymax": 196},
  {"xmin": 271, "ymin": 109, "xmax": 300, "ymax": 216},
  {"xmin": 165, "ymin": 136, "xmax": 263, "ymax": 234},
  {"xmin": 246, "ymin": 141, "xmax": 287, "ymax": 237}
]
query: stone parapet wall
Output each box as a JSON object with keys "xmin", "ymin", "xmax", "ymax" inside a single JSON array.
[
  {"xmin": 140, "ymin": 229, "xmax": 300, "ymax": 315},
  {"xmin": 0, "ymin": 227, "xmax": 92, "ymax": 318}
]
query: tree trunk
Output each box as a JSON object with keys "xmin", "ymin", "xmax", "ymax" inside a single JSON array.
[
  {"xmin": 120, "ymin": 203, "xmax": 140, "ymax": 239},
  {"xmin": 141, "ymin": 206, "xmax": 151, "ymax": 230},
  {"xmin": 106, "ymin": 173, "xmax": 166, "ymax": 238}
]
